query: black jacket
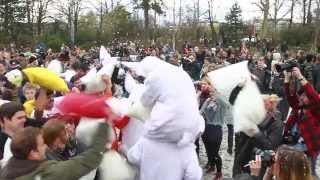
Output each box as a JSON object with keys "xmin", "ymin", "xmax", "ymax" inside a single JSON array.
[
  {"xmin": 232, "ymin": 112, "xmax": 283, "ymax": 178},
  {"xmin": 313, "ymin": 64, "xmax": 320, "ymax": 93}
]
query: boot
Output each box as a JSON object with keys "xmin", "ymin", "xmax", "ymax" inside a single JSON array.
[{"xmin": 213, "ymin": 172, "xmax": 222, "ymax": 180}]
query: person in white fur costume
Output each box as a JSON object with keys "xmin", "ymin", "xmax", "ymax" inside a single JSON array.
[
  {"xmin": 127, "ymin": 56, "xmax": 204, "ymax": 180},
  {"xmin": 135, "ymin": 56, "xmax": 204, "ymax": 145}
]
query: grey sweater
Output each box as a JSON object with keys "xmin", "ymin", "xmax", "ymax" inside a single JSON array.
[{"xmin": 200, "ymin": 95, "xmax": 229, "ymax": 127}]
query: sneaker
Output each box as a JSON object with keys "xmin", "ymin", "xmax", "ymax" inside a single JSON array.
[{"xmin": 213, "ymin": 172, "xmax": 222, "ymax": 180}]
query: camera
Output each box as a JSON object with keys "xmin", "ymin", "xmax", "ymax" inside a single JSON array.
[
  {"xmin": 253, "ymin": 148, "xmax": 275, "ymax": 167},
  {"xmin": 275, "ymin": 59, "xmax": 299, "ymax": 73}
]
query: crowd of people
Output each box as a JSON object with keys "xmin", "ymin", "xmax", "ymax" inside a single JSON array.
[{"xmin": 0, "ymin": 40, "xmax": 317, "ymax": 180}]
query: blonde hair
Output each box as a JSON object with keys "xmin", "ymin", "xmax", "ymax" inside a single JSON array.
[
  {"xmin": 262, "ymin": 94, "xmax": 282, "ymax": 102},
  {"xmin": 201, "ymin": 76, "xmax": 217, "ymax": 95},
  {"xmin": 22, "ymin": 83, "xmax": 39, "ymax": 94},
  {"xmin": 277, "ymin": 145, "xmax": 313, "ymax": 180}
]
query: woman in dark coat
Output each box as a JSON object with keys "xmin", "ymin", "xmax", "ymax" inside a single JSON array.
[{"xmin": 231, "ymin": 93, "xmax": 284, "ymax": 178}]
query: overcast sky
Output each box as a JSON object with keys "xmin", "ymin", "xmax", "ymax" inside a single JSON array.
[
  {"xmin": 85, "ymin": 0, "xmax": 308, "ymax": 23},
  {"xmin": 162, "ymin": 0, "xmax": 260, "ymax": 22}
]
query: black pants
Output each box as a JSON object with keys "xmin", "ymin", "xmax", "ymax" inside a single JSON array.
[
  {"xmin": 195, "ymin": 138, "xmax": 200, "ymax": 156},
  {"xmin": 227, "ymin": 124, "xmax": 234, "ymax": 151},
  {"xmin": 202, "ymin": 125, "xmax": 223, "ymax": 172}
]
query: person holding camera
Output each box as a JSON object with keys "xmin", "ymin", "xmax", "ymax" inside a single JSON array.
[
  {"xmin": 243, "ymin": 145, "xmax": 313, "ymax": 180},
  {"xmin": 283, "ymin": 67, "xmax": 320, "ymax": 178},
  {"xmin": 232, "ymin": 93, "xmax": 283, "ymax": 178}
]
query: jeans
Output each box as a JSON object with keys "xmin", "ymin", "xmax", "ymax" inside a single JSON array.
[{"xmin": 202, "ymin": 125, "xmax": 223, "ymax": 172}]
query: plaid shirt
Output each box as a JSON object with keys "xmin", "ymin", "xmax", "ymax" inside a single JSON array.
[{"xmin": 284, "ymin": 83, "xmax": 320, "ymax": 156}]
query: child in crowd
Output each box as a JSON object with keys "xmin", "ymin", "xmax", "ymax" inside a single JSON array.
[{"xmin": 22, "ymin": 83, "xmax": 38, "ymax": 101}]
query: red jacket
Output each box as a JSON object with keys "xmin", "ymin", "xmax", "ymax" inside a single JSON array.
[{"xmin": 284, "ymin": 83, "xmax": 320, "ymax": 156}]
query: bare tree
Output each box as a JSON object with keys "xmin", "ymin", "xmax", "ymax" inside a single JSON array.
[
  {"xmin": 289, "ymin": 0, "xmax": 297, "ymax": 28},
  {"xmin": 302, "ymin": 0, "xmax": 307, "ymax": 25},
  {"xmin": 272, "ymin": 0, "xmax": 290, "ymax": 33},
  {"xmin": 55, "ymin": 0, "xmax": 83, "ymax": 45},
  {"xmin": 208, "ymin": 0, "xmax": 216, "ymax": 45},
  {"xmin": 26, "ymin": 0, "xmax": 35, "ymax": 37},
  {"xmin": 253, "ymin": 0, "xmax": 270, "ymax": 39},
  {"xmin": 314, "ymin": 0, "xmax": 320, "ymax": 51},
  {"xmin": 35, "ymin": 0, "xmax": 53, "ymax": 37},
  {"xmin": 179, "ymin": 0, "xmax": 182, "ymax": 26},
  {"xmin": 90, "ymin": 0, "xmax": 109, "ymax": 44},
  {"xmin": 307, "ymin": 0, "xmax": 313, "ymax": 24}
]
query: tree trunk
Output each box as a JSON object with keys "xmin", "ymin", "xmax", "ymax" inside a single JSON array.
[
  {"xmin": 69, "ymin": 1, "xmax": 75, "ymax": 46},
  {"xmin": 303, "ymin": 0, "xmax": 307, "ymax": 25},
  {"xmin": 111, "ymin": 0, "xmax": 114, "ymax": 10},
  {"xmin": 179, "ymin": 0, "xmax": 182, "ymax": 26},
  {"xmin": 37, "ymin": 19, "xmax": 42, "ymax": 37},
  {"xmin": 208, "ymin": 0, "xmax": 215, "ymax": 45},
  {"xmin": 26, "ymin": 0, "xmax": 34, "ymax": 37},
  {"xmin": 154, "ymin": 9, "xmax": 157, "ymax": 41},
  {"xmin": 307, "ymin": 0, "xmax": 313, "ymax": 24},
  {"xmin": 4, "ymin": 2, "xmax": 9, "ymax": 36},
  {"xmin": 289, "ymin": 0, "xmax": 295, "ymax": 29},
  {"xmin": 97, "ymin": 1, "xmax": 103, "ymax": 44},
  {"xmin": 314, "ymin": 2, "xmax": 320, "ymax": 52},
  {"xmin": 273, "ymin": 0, "xmax": 278, "ymax": 38},
  {"xmin": 144, "ymin": 8, "xmax": 149, "ymax": 42},
  {"xmin": 261, "ymin": 0, "xmax": 270, "ymax": 39}
]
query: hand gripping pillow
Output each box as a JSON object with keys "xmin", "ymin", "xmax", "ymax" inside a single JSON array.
[
  {"xmin": 58, "ymin": 93, "xmax": 110, "ymax": 118},
  {"xmin": 80, "ymin": 64, "xmax": 115, "ymax": 93},
  {"xmin": 76, "ymin": 118, "xmax": 136, "ymax": 180},
  {"xmin": 126, "ymin": 86, "xmax": 151, "ymax": 122},
  {"xmin": 23, "ymin": 100, "xmax": 35, "ymax": 117},
  {"xmin": 22, "ymin": 67, "xmax": 69, "ymax": 93}
]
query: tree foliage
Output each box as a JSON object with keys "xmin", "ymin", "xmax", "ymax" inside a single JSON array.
[
  {"xmin": 0, "ymin": 0, "xmax": 26, "ymax": 42},
  {"xmin": 223, "ymin": 2, "xmax": 244, "ymax": 46}
]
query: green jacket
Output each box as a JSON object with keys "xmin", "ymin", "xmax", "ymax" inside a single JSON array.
[{"xmin": 0, "ymin": 123, "xmax": 109, "ymax": 180}]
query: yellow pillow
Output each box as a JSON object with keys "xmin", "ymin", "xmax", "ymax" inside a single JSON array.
[
  {"xmin": 22, "ymin": 67, "xmax": 69, "ymax": 93},
  {"xmin": 23, "ymin": 100, "xmax": 35, "ymax": 117}
]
